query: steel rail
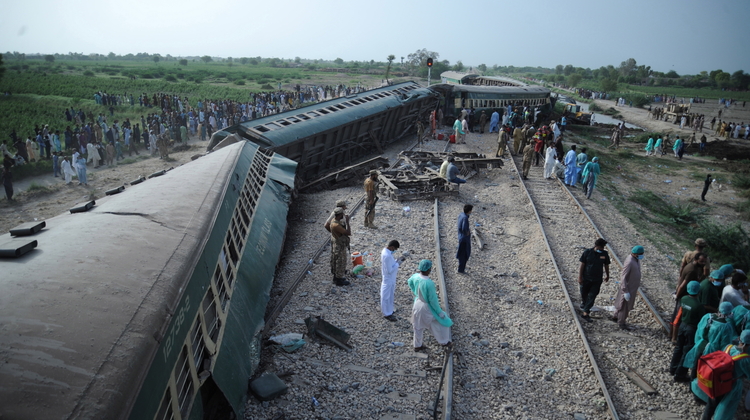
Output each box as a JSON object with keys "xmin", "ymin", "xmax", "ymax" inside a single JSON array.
[
  {"xmin": 509, "ymin": 153, "xmax": 620, "ymax": 420},
  {"xmin": 432, "ymin": 198, "xmax": 453, "ymax": 420},
  {"xmin": 556, "ymin": 179, "xmax": 670, "ymax": 334},
  {"xmin": 264, "ymin": 138, "xmax": 428, "ymax": 334}
]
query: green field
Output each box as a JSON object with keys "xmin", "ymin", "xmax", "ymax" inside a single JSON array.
[
  {"xmin": 573, "ymin": 79, "xmax": 750, "ymax": 102},
  {"xmin": 0, "ymin": 58, "xmax": 396, "ymax": 142}
]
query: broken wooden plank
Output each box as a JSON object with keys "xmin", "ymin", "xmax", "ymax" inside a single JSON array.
[{"xmin": 472, "ymin": 228, "xmax": 485, "ymax": 250}]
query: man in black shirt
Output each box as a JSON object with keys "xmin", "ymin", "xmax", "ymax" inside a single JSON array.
[{"xmin": 578, "ymin": 238, "xmax": 611, "ymax": 322}]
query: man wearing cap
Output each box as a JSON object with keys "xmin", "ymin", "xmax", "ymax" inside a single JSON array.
[
  {"xmin": 364, "ymin": 170, "xmax": 378, "ymax": 228},
  {"xmin": 381, "ymin": 240, "xmax": 405, "ymax": 322},
  {"xmin": 521, "ymin": 140, "xmax": 534, "ymax": 180},
  {"xmin": 698, "ymin": 270, "xmax": 726, "ymax": 314},
  {"xmin": 670, "ymin": 281, "xmax": 707, "ymax": 381},
  {"xmin": 408, "ymin": 259, "xmax": 453, "ymax": 351},
  {"xmin": 692, "ymin": 330, "xmax": 750, "ymax": 420},
  {"xmin": 680, "ymin": 238, "xmax": 711, "ymax": 278},
  {"xmin": 578, "ymin": 238, "xmax": 611, "ymax": 322},
  {"xmin": 612, "ymin": 245, "xmax": 644, "ymax": 330},
  {"xmin": 683, "ymin": 301, "xmax": 736, "ymax": 382},
  {"xmin": 673, "ymin": 252, "xmax": 708, "ymax": 341},
  {"xmin": 329, "ymin": 208, "xmax": 351, "ymax": 286},
  {"xmin": 324, "ymin": 200, "xmax": 348, "ymax": 232}
]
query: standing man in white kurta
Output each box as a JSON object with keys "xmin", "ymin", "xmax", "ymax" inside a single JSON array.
[{"xmin": 381, "ymin": 240, "xmax": 404, "ymax": 322}]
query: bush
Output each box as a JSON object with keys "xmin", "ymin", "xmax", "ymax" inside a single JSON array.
[
  {"xmin": 632, "ymin": 132, "xmax": 661, "ymax": 144},
  {"xmin": 260, "ymin": 84, "xmax": 273, "ymax": 90},
  {"xmin": 692, "ymin": 221, "xmax": 750, "ymax": 270},
  {"xmin": 83, "ymin": 70, "xmax": 94, "ymax": 77},
  {"xmin": 733, "ymin": 174, "xmax": 750, "ymax": 190},
  {"xmin": 630, "ymin": 190, "xmax": 707, "ymax": 225},
  {"xmin": 234, "ymin": 80, "xmax": 245, "ymax": 85},
  {"xmin": 165, "ymin": 75, "xmax": 177, "ymax": 82},
  {"xmin": 588, "ymin": 103, "xmax": 603, "ymax": 112}
]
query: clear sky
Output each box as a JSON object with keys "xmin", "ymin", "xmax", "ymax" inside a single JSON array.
[{"xmin": 1, "ymin": 0, "xmax": 748, "ymax": 75}]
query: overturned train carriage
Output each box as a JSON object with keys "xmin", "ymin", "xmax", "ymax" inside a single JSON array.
[
  {"xmin": 209, "ymin": 81, "xmax": 439, "ymax": 185},
  {"xmin": 0, "ymin": 141, "xmax": 297, "ymax": 420}
]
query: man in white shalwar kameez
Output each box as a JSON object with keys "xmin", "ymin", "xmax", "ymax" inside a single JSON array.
[
  {"xmin": 87, "ymin": 142, "xmax": 101, "ymax": 168},
  {"xmin": 408, "ymin": 259, "xmax": 453, "ymax": 351},
  {"xmin": 61, "ymin": 155, "xmax": 75, "ymax": 184},
  {"xmin": 380, "ymin": 240, "xmax": 403, "ymax": 321},
  {"xmin": 544, "ymin": 146, "xmax": 557, "ymax": 179}
]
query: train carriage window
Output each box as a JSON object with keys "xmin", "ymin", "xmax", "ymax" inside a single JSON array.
[
  {"xmin": 276, "ymin": 120, "xmax": 291, "ymax": 126},
  {"xmin": 253, "ymin": 125, "xmax": 269, "ymax": 133},
  {"xmin": 296, "ymin": 114, "xmax": 310, "ymax": 120},
  {"xmin": 203, "ymin": 289, "xmax": 220, "ymax": 342},
  {"xmin": 326, "ymin": 106, "xmax": 338, "ymax": 112},
  {"xmin": 317, "ymin": 109, "xmax": 329, "ymax": 115},
  {"xmin": 155, "ymin": 388, "xmax": 175, "ymax": 420},
  {"xmin": 175, "ymin": 346, "xmax": 194, "ymax": 417},
  {"xmin": 288, "ymin": 117, "xmax": 300, "ymax": 123},
  {"xmin": 191, "ymin": 320, "xmax": 208, "ymax": 370}
]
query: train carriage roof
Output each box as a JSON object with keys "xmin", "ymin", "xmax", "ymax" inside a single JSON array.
[
  {"xmin": 210, "ymin": 81, "xmax": 438, "ymax": 149},
  {"xmin": 0, "ymin": 142, "xmax": 292, "ymax": 420},
  {"xmin": 432, "ymin": 83, "xmax": 551, "ymax": 96}
]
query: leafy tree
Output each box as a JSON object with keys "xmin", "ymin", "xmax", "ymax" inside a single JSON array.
[
  {"xmin": 406, "ymin": 48, "xmax": 439, "ymax": 76},
  {"xmin": 731, "ymin": 70, "xmax": 750, "ymax": 89},
  {"xmin": 334, "ymin": 57, "xmax": 344, "ymax": 65},
  {"xmin": 201, "ymin": 55, "xmax": 213, "ymax": 63},
  {"xmin": 709, "ymin": 69, "xmax": 723, "ymax": 82},
  {"xmin": 385, "ymin": 54, "xmax": 395, "ymax": 82},
  {"xmin": 44, "ymin": 54, "xmax": 55, "ymax": 63},
  {"xmin": 715, "ymin": 71, "xmax": 731, "ymax": 88},
  {"xmin": 666, "ymin": 70, "xmax": 679, "ymax": 78},
  {"xmin": 153, "ymin": 54, "xmax": 161, "ymax": 64},
  {"xmin": 601, "ymin": 78, "xmax": 618, "ymax": 92},
  {"xmin": 563, "ymin": 64, "xmax": 574, "ymax": 76},
  {"xmin": 453, "ymin": 60, "xmax": 464, "ymax": 72},
  {"xmin": 567, "ymin": 73, "xmax": 582, "ymax": 87},
  {"xmin": 0, "ymin": 54, "xmax": 5, "ymax": 83},
  {"xmin": 555, "ymin": 64, "xmax": 564, "ymax": 75},
  {"xmin": 619, "ymin": 58, "xmax": 637, "ymax": 77},
  {"xmin": 179, "ymin": 59, "xmax": 188, "ymax": 66},
  {"xmin": 478, "ymin": 63, "xmax": 487, "ymax": 73},
  {"xmin": 249, "ymin": 58, "xmax": 258, "ymax": 65},
  {"xmin": 240, "ymin": 57, "xmax": 249, "ymax": 65},
  {"xmin": 227, "ymin": 57, "xmax": 233, "ymax": 67},
  {"xmin": 107, "ymin": 52, "xmax": 116, "ymax": 60},
  {"xmin": 294, "ymin": 56, "xmax": 301, "ymax": 64}
]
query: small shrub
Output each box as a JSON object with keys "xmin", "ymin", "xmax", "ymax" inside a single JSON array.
[
  {"xmin": 234, "ymin": 80, "xmax": 245, "ymax": 85},
  {"xmin": 733, "ymin": 174, "xmax": 750, "ymax": 190},
  {"xmin": 26, "ymin": 182, "xmax": 52, "ymax": 193},
  {"xmin": 83, "ymin": 70, "xmax": 95, "ymax": 76},
  {"xmin": 261, "ymin": 84, "xmax": 273, "ymax": 90},
  {"xmin": 165, "ymin": 75, "xmax": 177, "ymax": 82},
  {"xmin": 589, "ymin": 103, "xmax": 603, "ymax": 112}
]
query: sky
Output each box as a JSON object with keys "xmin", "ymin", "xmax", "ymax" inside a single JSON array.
[{"xmin": 1, "ymin": 0, "xmax": 748, "ymax": 76}]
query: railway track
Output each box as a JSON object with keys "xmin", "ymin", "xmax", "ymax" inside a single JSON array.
[
  {"xmin": 255, "ymin": 139, "xmax": 453, "ymax": 420},
  {"xmin": 508, "ymin": 150, "xmax": 684, "ymax": 419}
]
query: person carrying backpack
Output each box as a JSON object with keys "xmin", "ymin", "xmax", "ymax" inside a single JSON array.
[
  {"xmin": 682, "ymin": 302, "xmax": 737, "ymax": 381},
  {"xmin": 691, "ymin": 329, "xmax": 750, "ymax": 420}
]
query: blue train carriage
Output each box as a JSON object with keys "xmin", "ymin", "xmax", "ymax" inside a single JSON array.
[
  {"xmin": 209, "ymin": 81, "xmax": 439, "ymax": 185},
  {"xmin": 430, "ymin": 83, "xmax": 555, "ymax": 125},
  {"xmin": 0, "ymin": 140, "xmax": 297, "ymax": 420}
]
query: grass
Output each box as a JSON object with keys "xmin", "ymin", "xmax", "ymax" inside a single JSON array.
[
  {"xmin": 120, "ymin": 155, "xmax": 150, "ymax": 165},
  {"xmin": 26, "ymin": 182, "xmax": 53, "ymax": 194}
]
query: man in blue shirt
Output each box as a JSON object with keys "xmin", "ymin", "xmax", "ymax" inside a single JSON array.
[
  {"xmin": 446, "ymin": 157, "xmax": 466, "ymax": 184},
  {"xmin": 456, "ymin": 204, "xmax": 473, "ymax": 273}
]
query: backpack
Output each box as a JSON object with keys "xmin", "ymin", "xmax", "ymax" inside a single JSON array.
[{"xmin": 697, "ymin": 345, "xmax": 749, "ymax": 399}]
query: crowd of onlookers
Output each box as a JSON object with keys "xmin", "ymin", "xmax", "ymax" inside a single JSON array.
[{"xmin": 1, "ymin": 83, "xmax": 373, "ymax": 200}]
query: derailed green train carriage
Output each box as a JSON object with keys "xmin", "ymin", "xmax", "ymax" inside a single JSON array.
[
  {"xmin": 430, "ymin": 83, "xmax": 555, "ymax": 125},
  {"xmin": 209, "ymin": 81, "xmax": 439, "ymax": 185},
  {"xmin": 0, "ymin": 141, "xmax": 296, "ymax": 420}
]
